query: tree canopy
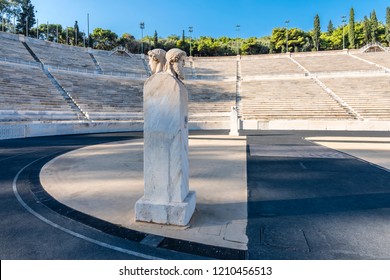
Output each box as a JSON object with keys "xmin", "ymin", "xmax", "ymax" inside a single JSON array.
[{"xmin": 1, "ymin": 3, "xmax": 390, "ymax": 55}]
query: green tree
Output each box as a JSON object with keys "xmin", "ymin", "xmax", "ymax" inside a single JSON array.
[
  {"xmin": 327, "ymin": 20, "xmax": 335, "ymax": 35},
  {"xmin": 181, "ymin": 29, "xmax": 185, "ymax": 43},
  {"xmin": 0, "ymin": 0, "xmax": 8, "ymax": 31},
  {"xmin": 1, "ymin": 1, "xmax": 22, "ymax": 32},
  {"xmin": 176, "ymin": 30, "xmax": 188, "ymax": 51},
  {"xmin": 153, "ymin": 30, "xmax": 158, "ymax": 48},
  {"xmin": 0, "ymin": 0, "xmax": 8, "ymax": 15},
  {"xmin": 349, "ymin": 7, "xmax": 355, "ymax": 48},
  {"xmin": 16, "ymin": 0, "xmax": 35, "ymax": 35},
  {"xmin": 370, "ymin": 10, "xmax": 378, "ymax": 43},
  {"xmin": 386, "ymin": 7, "xmax": 390, "ymax": 46},
  {"xmin": 271, "ymin": 27, "xmax": 309, "ymax": 53},
  {"xmin": 118, "ymin": 33, "xmax": 139, "ymax": 53},
  {"xmin": 363, "ymin": 16, "xmax": 371, "ymax": 44},
  {"xmin": 313, "ymin": 14, "xmax": 321, "ymax": 51},
  {"xmin": 271, "ymin": 27, "xmax": 291, "ymax": 53},
  {"xmin": 91, "ymin": 27, "xmax": 118, "ymax": 50},
  {"xmin": 33, "ymin": 23, "xmax": 62, "ymax": 42},
  {"xmin": 354, "ymin": 21, "xmax": 365, "ymax": 48},
  {"xmin": 240, "ymin": 36, "xmax": 269, "ymax": 55}
]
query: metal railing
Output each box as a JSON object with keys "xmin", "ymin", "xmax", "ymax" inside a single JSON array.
[
  {"xmin": 0, "ymin": 56, "xmax": 41, "ymax": 67},
  {"xmin": 46, "ymin": 64, "xmax": 149, "ymax": 79},
  {"xmin": 360, "ymin": 42, "xmax": 389, "ymax": 53}
]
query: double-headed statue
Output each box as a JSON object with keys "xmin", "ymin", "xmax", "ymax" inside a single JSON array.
[
  {"xmin": 147, "ymin": 48, "xmax": 186, "ymax": 80},
  {"xmin": 135, "ymin": 48, "xmax": 196, "ymax": 226}
]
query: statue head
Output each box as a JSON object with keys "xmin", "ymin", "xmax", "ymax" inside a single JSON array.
[
  {"xmin": 164, "ymin": 48, "xmax": 186, "ymax": 80},
  {"xmin": 147, "ymin": 49, "xmax": 167, "ymax": 74}
]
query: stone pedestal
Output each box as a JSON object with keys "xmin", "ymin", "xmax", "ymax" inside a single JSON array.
[
  {"xmin": 229, "ymin": 106, "xmax": 239, "ymax": 136},
  {"xmin": 135, "ymin": 72, "xmax": 196, "ymax": 226}
]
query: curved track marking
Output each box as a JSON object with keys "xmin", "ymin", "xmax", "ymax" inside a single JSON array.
[{"xmin": 12, "ymin": 154, "xmax": 163, "ymax": 260}]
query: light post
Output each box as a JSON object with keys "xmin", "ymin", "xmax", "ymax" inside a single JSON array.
[
  {"xmin": 36, "ymin": 10, "xmax": 38, "ymax": 39},
  {"xmin": 140, "ymin": 22, "xmax": 145, "ymax": 54},
  {"xmin": 26, "ymin": 16, "xmax": 28, "ymax": 36},
  {"xmin": 342, "ymin": 15, "xmax": 346, "ymax": 49},
  {"xmin": 236, "ymin": 24, "xmax": 240, "ymax": 55},
  {"xmin": 285, "ymin": 20, "xmax": 290, "ymax": 53},
  {"xmin": 87, "ymin": 13, "xmax": 90, "ymax": 47},
  {"xmin": 189, "ymin": 26, "xmax": 193, "ymax": 57}
]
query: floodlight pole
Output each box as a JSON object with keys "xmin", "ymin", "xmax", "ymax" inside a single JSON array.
[
  {"xmin": 87, "ymin": 13, "xmax": 90, "ymax": 48},
  {"xmin": 189, "ymin": 26, "xmax": 193, "ymax": 57},
  {"xmin": 36, "ymin": 10, "xmax": 38, "ymax": 39},
  {"xmin": 140, "ymin": 22, "xmax": 145, "ymax": 54},
  {"xmin": 26, "ymin": 16, "xmax": 28, "ymax": 36},
  {"xmin": 342, "ymin": 15, "xmax": 346, "ymax": 49},
  {"xmin": 236, "ymin": 24, "xmax": 240, "ymax": 55},
  {"xmin": 285, "ymin": 20, "xmax": 290, "ymax": 53}
]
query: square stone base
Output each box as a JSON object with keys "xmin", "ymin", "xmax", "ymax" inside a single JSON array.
[{"xmin": 135, "ymin": 191, "xmax": 196, "ymax": 226}]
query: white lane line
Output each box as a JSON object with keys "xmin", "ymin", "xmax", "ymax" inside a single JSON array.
[{"xmin": 12, "ymin": 155, "xmax": 163, "ymax": 260}]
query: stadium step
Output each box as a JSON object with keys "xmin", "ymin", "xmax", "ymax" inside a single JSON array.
[
  {"xmin": 21, "ymin": 42, "xmax": 41, "ymax": 63},
  {"xmin": 88, "ymin": 53, "xmax": 104, "ymax": 73},
  {"xmin": 43, "ymin": 68, "xmax": 89, "ymax": 121}
]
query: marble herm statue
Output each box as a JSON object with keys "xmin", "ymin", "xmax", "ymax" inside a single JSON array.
[
  {"xmin": 147, "ymin": 49, "xmax": 166, "ymax": 74},
  {"xmin": 135, "ymin": 48, "xmax": 196, "ymax": 226}
]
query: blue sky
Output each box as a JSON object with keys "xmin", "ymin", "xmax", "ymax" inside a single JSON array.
[{"xmin": 32, "ymin": 0, "xmax": 389, "ymax": 39}]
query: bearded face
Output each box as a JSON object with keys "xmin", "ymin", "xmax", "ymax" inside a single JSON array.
[
  {"xmin": 148, "ymin": 56, "xmax": 158, "ymax": 74},
  {"xmin": 148, "ymin": 49, "xmax": 166, "ymax": 74},
  {"xmin": 172, "ymin": 56, "xmax": 185, "ymax": 80}
]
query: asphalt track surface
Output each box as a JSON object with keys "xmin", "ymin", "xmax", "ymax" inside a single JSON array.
[
  {"xmin": 1, "ymin": 130, "xmax": 390, "ymax": 260},
  {"xmin": 0, "ymin": 132, "xmax": 208, "ymax": 260}
]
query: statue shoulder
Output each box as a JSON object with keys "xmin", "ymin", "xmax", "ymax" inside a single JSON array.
[{"xmin": 145, "ymin": 72, "xmax": 181, "ymax": 87}]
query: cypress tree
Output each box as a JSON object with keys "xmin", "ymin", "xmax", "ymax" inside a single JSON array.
[
  {"xmin": 327, "ymin": 20, "xmax": 334, "ymax": 35},
  {"xmin": 349, "ymin": 8, "xmax": 355, "ymax": 48},
  {"xmin": 363, "ymin": 16, "xmax": 371, "ymax": 44},
  {"xmin": 153, "ymin": 30, "xmax": 158, "ymax": 48},
  {"xmin": 313, "ymin": 14, "xmax": 321, "ymax": 51},
  {"xmin": 386, "ymin": 7, "xmax": 390, "ymax": 46},
  {"xmin": 370, "ymin": 10, "xmax": 378, "ymax": 43}
]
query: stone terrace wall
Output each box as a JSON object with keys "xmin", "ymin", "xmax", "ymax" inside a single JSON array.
[
  {"xmin": 0, "ymin": 32, "xmax": 36, "ymax": 63},
  {"xmin": 0, "ymin": 61, "xmax": 77, "ymax": 122},
  {"xmin": 2, "ymin": 30, "xmax": 390, "ymax": 136},
  {"xmin": 50, "ymin": 69, "xmax": 144, "ymax": 121},
  {"xmin": 292, "ymin": 52, "xmax": 379, "ymax": 74},
  {"xmin": 240, "ymin": 77, "xmax": 353, "ymax": 121},
  {"xmin": 321, "ymin": 75, "xmax": 390, "ymax": 120}
]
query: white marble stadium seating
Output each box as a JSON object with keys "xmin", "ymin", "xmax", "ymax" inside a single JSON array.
[{"xmin": 1, "ymin": 30, "xmax": 390, "ymax": 129}]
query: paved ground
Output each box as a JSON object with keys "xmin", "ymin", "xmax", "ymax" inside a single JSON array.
[
  {"xmin": 245, "ymin": 130, "xmax": 390, "ymax": 259},
  {"xmin": 1, "ymin": 130, "xmax": 390, "ymax": 259},
  {"xmin": 0, "ymin": 133, "xmax": 208, "ymax": 260},
  {"xmin": 40, "ymin": 135, "xmax": 248, "ymax": 250}
]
